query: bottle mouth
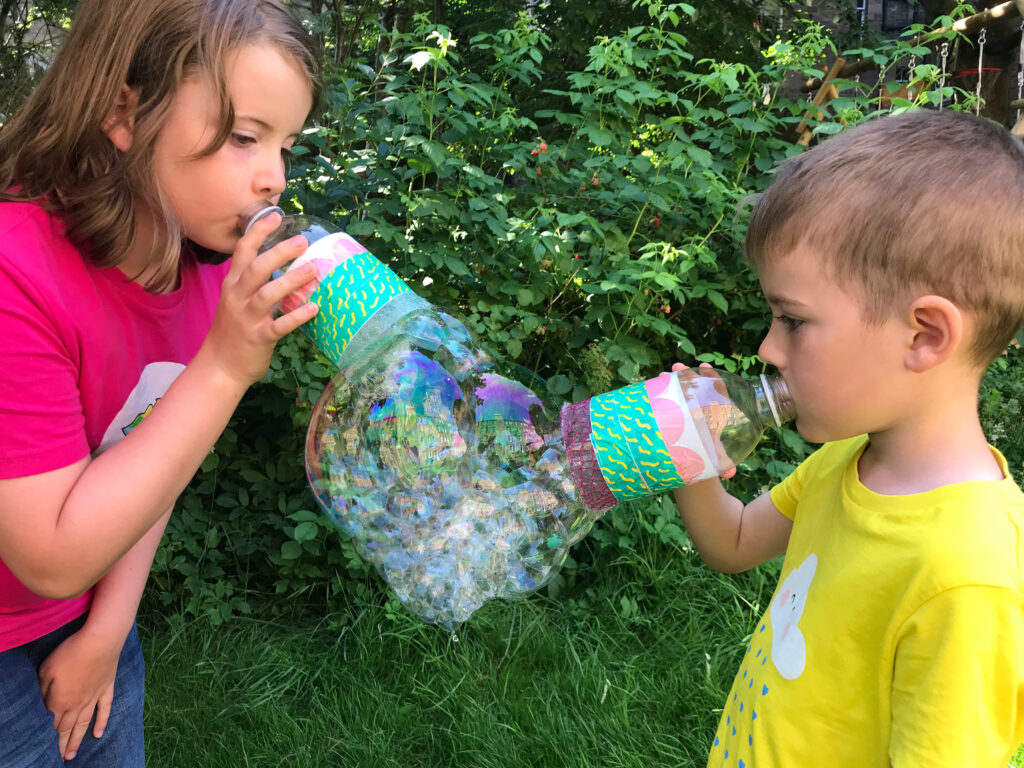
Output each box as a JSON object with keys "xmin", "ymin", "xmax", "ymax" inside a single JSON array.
[
  {"xmin": 240, "ymin": 202, "xmax": 284, "ymax": 236},
  {"xmin": 760, "ymin": 374, "xmax": 796, "ymax": 427}
]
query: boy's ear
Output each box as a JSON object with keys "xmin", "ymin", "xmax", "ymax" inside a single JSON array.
[
  {"xmin": 102, "ymin": 85, "xmax": 139, "ymax": 153},
  {"xmin": 903, "ymin": 295, "xmax": 963, "ymax": 373}
]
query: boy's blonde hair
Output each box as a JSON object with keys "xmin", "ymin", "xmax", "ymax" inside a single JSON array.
[
  {"xmin": 746, "ymin": 110, "xmax": 1024, "ymax": 368},
  {"xmin": 0, "ymin": 0, "xmax": 321, "ymax": 293}
]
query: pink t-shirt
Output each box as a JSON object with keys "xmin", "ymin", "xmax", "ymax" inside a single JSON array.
[{"xmin": 0, "ymin": 200, "xmax": 230, "ymax": 651}]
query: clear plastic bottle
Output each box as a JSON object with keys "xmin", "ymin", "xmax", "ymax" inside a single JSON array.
[
  {"xmin": 245, "ymin": 205, "xmax": 796, "ymax": 628},
  {"xmin": 561, "ymin": 368, "xmax": 795, "ymax": 511}
]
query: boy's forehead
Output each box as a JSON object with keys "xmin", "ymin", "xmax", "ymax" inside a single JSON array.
[{"xmin": 758, "ymin": 246, "xmax": 842, "ymax": 301}]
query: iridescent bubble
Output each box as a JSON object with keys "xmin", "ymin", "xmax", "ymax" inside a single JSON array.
[{"xmin": 305, "ymin": 303, "xmax": 589, "ymax": 631}]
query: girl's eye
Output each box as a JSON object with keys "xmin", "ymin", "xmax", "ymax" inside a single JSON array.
[
  {"xmin": 231, "ymin": 133, "xmax": 256, "ymax": 146},
  {"xmin": 774, "ymin": 314, "xmax": 803, "ymax": 331}
]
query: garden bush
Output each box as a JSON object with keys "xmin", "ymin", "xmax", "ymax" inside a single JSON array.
[{"xmin": 151, "ymin": 0, "xmax": 1021, "ymax": 623}]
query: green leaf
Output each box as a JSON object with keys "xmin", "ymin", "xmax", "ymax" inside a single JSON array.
[
  {"xmin": 294, "ymin": 522, "xmax": 319, "ymax": 543},
  {"xmin": 706, "ymin": 289, "xmax": 729, "ymax": 313},
  {"xmin": 547, "ymin": 375, "xmax": 572, "ymax": 396},
  {"xmin": 587, "ymin": 126, "xmax": 614, "ymax": 147}
]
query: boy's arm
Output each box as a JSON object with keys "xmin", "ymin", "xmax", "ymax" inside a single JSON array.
[
  {"xmin": 672, "ymin": 479, "xmax": 792, "ymax": 573},
  {"xmin": 37, "ymin": 508, "xmax": 170, "ymax": 760}
]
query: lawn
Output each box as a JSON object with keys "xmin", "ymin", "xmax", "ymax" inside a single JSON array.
[
  {"xmin": 141, "ymin": 518, "xmax": 776, "ymax": 767},
  {"xmin": 140, "ymin": 510, "xmax": 1024, "ymax": 767}
]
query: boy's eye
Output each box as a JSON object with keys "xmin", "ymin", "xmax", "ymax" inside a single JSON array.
[{"xmin": 774, "ymin": 314, "xmax": 803, "ymax": 331}]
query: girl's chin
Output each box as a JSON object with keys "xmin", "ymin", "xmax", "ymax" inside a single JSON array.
[{"xmin": 187, "ymin": 239, "xmax": 233, "ymax": 265}]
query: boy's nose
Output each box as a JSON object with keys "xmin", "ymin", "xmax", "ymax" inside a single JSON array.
[{"xmin": 758, "ymin": 333, "xmax": 781, "ymax": 368}]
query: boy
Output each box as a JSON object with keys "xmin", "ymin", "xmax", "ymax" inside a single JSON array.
[{"xmin": 674, "ymin": 110, "xmax": 1024, "ymax": 767}]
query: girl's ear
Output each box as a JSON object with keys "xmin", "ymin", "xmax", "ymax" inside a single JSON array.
[
  {"xmin": 904, "ymin": 295, "xmax": 963, "ymax": 373},
  {"xmin": 102, "ymin": 85, "xmax": 140, "ymax": 152}
]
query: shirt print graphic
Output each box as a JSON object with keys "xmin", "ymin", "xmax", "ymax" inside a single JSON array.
[
  {"xmin": 769, "ymin": 553, "xmax": 816, "ymax": 680},
  {"xmin": 708, "ymin": 553, "xmax": 817, "ymax": 767},
  {"xmin": 95, "ymin": 361, "xmax": 186, "ymax": 455}
]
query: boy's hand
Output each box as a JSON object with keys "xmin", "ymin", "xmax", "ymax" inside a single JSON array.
[
  {"xmin": 37, "ymin": 627, "xmax": 122, "ymax": 761},
  {"xmin": 668, "ymin": 361, "xmax": 737, "ymax": 479},
  {"xmin": 201, "ymin": 211, "xmax": 320, "ymax": 390}
]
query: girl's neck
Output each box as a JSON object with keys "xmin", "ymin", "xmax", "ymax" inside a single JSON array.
[{"xmin": 116, "ymin": 207, "xmax": 180, "ymax": 293}]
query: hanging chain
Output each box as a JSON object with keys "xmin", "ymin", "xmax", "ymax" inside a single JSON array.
[
  {"xmin": 1018, "ymin": 20, "xmax": 1024, "ymax": 122},
  {"xmin": 976, "ymin": 28, "xmax": 987, "ymax": 116},
  {"xmin": 939, "ymin": 41, "xmax": 949, "ymax": 110}
]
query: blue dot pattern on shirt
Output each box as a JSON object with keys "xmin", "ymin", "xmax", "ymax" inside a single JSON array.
[{"xmin": 708, "ymin": 623, "xmax": 772, "ymax": 766}]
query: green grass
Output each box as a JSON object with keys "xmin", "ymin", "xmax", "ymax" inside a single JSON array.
[
  {"xmin": 141, "ymin": 530, "xmax": 779, "ymax": 767},
  {"xmin": 141, "ymin": 522, "xmax": 1024, "ymax": 768}
]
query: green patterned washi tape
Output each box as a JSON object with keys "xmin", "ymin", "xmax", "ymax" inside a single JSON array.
[
  {"xmin": 302, "ymin": 242, "xmax": 413, "ymax": 368},
  {"xmin": 589, "ymin": 383, "xmax": 683, "ymax": 502}
]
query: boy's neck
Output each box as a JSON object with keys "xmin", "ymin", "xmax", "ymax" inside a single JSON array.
[{"xmin": 857, "ymin": 385, "xmax": 1003, "ymax": 496}]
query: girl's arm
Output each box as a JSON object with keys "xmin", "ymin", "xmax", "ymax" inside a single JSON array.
[
  {"xmin": 0, "ymin": 213, "xmax": 318, "ymax": 598},
  {"xmin": 38, "ymin": 508, "xmax": 171, "ymax": 760}
]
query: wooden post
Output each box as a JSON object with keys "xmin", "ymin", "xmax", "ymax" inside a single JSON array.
[{"xmin": 796, "ymin": 58, "xmax": 845, "ymax": 146}]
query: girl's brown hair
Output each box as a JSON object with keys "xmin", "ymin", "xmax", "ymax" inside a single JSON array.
[
  {"xmin": 745, "ymin": 110, "xmax": 1024, "ymax": 368},
  {"xmin": 0, "ymin": 0, "xmax": 322, "ymax": 292}
]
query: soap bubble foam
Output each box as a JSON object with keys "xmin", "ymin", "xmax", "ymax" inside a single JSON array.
[{"xmin": 306, "ymin": 309, "xmax": 592, "ymax": 630}]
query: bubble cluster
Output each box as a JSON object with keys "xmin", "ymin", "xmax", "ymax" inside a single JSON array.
[{"xmin": 306, "ymin": 308, "xmax": 593, "ymax": 630}]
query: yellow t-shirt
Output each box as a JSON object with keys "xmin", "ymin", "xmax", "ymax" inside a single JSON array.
[{"xmin": 707, "ymin": 436, "xmax": 1024, "ymax": 768}]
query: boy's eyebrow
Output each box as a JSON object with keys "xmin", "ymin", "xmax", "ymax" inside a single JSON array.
[{"xmin": 764, "ymin": 294, "xmax": 807, "ymax": 309}]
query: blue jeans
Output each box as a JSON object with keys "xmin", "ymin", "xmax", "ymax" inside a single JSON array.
[{"xmin": 0, "ymin": 613, "xmax": 145, "ymax": 767}]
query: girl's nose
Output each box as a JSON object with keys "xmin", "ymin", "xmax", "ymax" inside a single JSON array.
[{"xmin": 256, "ymin": 151, "xmax": 287, "ymax": 198}]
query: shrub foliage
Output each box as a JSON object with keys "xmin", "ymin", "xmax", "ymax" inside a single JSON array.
[{"xmin": 152, "ymin": 1, "xmax": 1020, "ymax": 622}]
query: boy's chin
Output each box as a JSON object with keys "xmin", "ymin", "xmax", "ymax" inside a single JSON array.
[
  {"xmin": 795, "ymin": 420, "xmax": 860, "ymax": 446},
  {"xmin": 188, "ymin": 239, "xmax": 232, "ymax": 265}
]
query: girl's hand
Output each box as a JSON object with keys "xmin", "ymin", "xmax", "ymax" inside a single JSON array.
[
  {"xmin": 200, "ymin": 211, "xmax": 319, "ymax": 390},
  {"xmin": 37, "ymin": 627, "xmax": 123, "ymax": 762},
  {"xmin": 669, "ymin": 361, "xmax": 737, "ymax": 479}
]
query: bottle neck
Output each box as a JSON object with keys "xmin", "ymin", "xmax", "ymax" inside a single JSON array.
[{"xmin": 755, "ymin": 374, "xmax": 796, "ymax": 428}]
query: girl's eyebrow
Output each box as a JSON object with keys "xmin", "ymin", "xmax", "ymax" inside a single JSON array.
[{"xmin": 235, "ymin": 114, "xmax": 301, "ymax": 140}]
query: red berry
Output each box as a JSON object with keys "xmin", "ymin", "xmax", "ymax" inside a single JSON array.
[{"xmin": 540, "ymin": 143, "xmax": 548, "ymax": 151}]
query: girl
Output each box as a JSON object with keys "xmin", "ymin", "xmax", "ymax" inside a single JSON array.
[{"xmin": 0, "ymin": 1, "xmax": 322, "ymax": 764}]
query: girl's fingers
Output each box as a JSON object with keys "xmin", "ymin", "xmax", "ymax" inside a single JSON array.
[
  {"xmin": 249, "ymin": 263, "xmax": 319, "ymax": 318},
  {"xmin": 228, "ymin": 211, "xmax": 281, "ymax": 277},
  {"xmin": 269, "ymin": 300, "xmax": 319, "ymax": 338},
  {"xmin": 234, "ymin": 236, "xmax": 308, "ymax": 298}
]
